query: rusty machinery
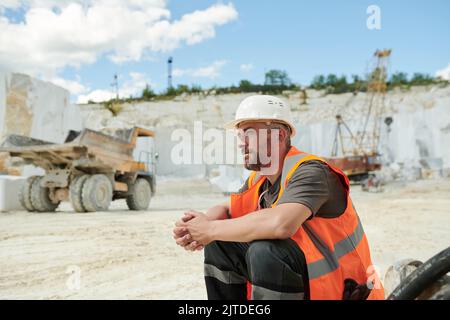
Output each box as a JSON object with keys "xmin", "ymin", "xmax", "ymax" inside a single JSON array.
[{"xmin": 326, "ymin": 49, "xmax": 393, "ymax": 184}]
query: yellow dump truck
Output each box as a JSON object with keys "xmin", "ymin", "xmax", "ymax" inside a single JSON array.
[{"xmin": 0, "ymin": 127, "xmax": 157, "ymax": 212}]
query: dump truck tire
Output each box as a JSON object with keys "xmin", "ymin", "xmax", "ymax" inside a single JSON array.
[
  {"xmin": 19, "ymin": 175, "xmax": 39, "ymax": 211},
  {"xmin": 82, "ymin": 174, "xmax": 113, "ymax": 212},
  {"xmin": 126, "ymin": 178, "xmax": 151, "ymax": 210},
  {"xmin": 70, "ymin": 175, "xmax": 89, "ymax": 213},
  {"xmin": 30, "ymin": 176, "xmax": 59, "ymax": 212}
]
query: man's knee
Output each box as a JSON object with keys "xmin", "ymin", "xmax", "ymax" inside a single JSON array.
[
  {"xmin": 204, "ymin": 241, "xmax": 241, "ymax": 265},
  {"xmin": 204, "ymin": 241, "xmax": 221, "ymax": 261},
  {"xmin": 245, "ymin": 240, "xmax": 306, "ymax": 289},
  {"xmin": 245, "ymin": 240, "xmax": 284, "ymax": 272}
]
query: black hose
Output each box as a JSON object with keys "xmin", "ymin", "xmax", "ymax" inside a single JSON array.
[{"xmin": 387, "ymin": 246, "xmax": 450, "ymax": 300}]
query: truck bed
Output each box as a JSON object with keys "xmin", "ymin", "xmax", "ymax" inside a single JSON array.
[{"xmin": 0, "ymin": 129, "xmax": 144, "ymax": 173}]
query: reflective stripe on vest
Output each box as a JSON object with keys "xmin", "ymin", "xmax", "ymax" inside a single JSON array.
[{"xmin": 304, "ymin": 216, "xmax": 365, "ymax": 279}]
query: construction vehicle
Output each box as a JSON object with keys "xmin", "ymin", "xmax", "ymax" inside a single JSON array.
[
  {"xmin": 0, "ymin": 127, "xmax": 157, "ymax": 212},
  {"xmin": 326, "ymin": 49, "xmax": 393, "ymax": 186}
]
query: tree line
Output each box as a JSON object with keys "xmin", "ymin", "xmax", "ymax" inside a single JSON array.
[
  {"xmin": 309, "ymin": 71, "xmax": 446, "ymax": 94},
  {"xmin": 93, "ymin": 69, "xmax": 448, "ymax": 105}
]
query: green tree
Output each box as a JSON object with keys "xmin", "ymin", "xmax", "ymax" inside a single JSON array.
[
  {"xmin": 190, "ymin": 84, "xmax": 202, "ymax": 93},
  {"xmin": 325, "ymin": 74, "xmax": 338, "ymax": 86},
  {"xmin": 351, "ymin": 74, "xmax": 361, "ymax": 84},
  {"xmin": 311, "ymin": 75, "xmax": 326, "ymax": 89},
  {"xmin": 142, "ymin": 84, "xmax": 156, "ymax": 100},
  {"xmin": 390, "ymin": 72, "xmax": 408, "ymax": 86},
  {"xmin": 239, "ymin": 79, "xmax": 254, "ymax": 91},
  {"xmin": 334, "ymin": 75, "xmax": 348, "ymax": 93},
  {"xmin": 165, "ymin": 86, "xmax": 177, "ymax": 96},
  {"xmin": 264, "ymin": 69, "xmax": 291, "ymax": 86},
  {"xmin": 410, "ymin": 73, "xmax": 433, "ymax": 85},
  {"xmin": 175, "ymin": 84, "xmax": 190, "ymax": 94}
]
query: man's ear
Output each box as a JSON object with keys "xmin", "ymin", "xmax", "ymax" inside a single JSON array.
[{"xmin": 279, "ymin": 127, "xmax": 288, "ymax": 143}]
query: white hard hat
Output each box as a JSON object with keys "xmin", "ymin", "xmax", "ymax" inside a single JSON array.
[{"xmin": 224, "ymin": 95, "xmax": 296, "ymax": 137}]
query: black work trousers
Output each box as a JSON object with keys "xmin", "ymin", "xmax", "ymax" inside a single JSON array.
[{"xmin": 204, "ymin": 239, "xmax": 309, "ymax": 300}]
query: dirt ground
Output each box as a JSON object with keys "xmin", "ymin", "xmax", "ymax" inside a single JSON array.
[{"xmin": 0, "ymin": 177, "xmax": 449, "ymax": 299}]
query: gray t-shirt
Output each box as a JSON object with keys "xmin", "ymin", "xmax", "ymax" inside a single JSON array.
[{"xmin": 238, "ymin": 160, "xmax": 347, "ymax": 218}]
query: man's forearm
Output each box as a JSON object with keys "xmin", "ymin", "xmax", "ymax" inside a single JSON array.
[
  {"xmin": 209, "ymin": 207, "xmax": 283, "ymax": 242},
  {"xmin": 183, "ymin": 203, "xmax": 310, "ymax": 245},
  {"xmin": 205, "ymin": 202, "xmax": 230, "ymax": 221},
  {"xmin": 207, "ymin": 203, "xmax": 312, "ymax": 243}
]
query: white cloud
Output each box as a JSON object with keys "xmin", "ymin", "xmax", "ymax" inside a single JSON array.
[
  {"xmin": 1, "ymin": 0, "xmax": 167, "ymax": 10},
  {"xmin": 0, "ymin": 0, "xmax": 22, "ymax": 9},
  {"xmin": 435, "ymin": 63, "xmax": 450, "ymax": 80},
  {"xmin": 77, "ymin": 89, "xmax": 115, "ymax": 104},
  {"xmin": 240, "ymin": 63, "xmax": 253, "ymax": 72},
  {"xmin": 121, "ymin": 72, "xmax": 151, "ymax": 97},
  {"xmin": 77, "ymin": 71, "xmax": 152, "ymax": 103},
  {"xmin": 173, "ymin": 60, "xmax": 227, "ymax": 79},
  {"xmin": 0, "ymin": 0, "xmax": 170, "ymax": 15},
  {"xmin": 49, "ymin": 76, "xmax": 88, "ymax": 95},
  {"xmin": 0, "ymin": 1, "xmax": 238, "ymax": 77}
]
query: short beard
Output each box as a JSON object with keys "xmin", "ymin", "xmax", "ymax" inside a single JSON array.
[
  {"xmin": 244, "ymin": 163, "xmax": 262, "ymax": 171},
  {"xmin": 244, "ymin": 154, "xmax": 271, "ymax": 171}
]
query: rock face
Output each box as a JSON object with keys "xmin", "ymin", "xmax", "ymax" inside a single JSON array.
[
  {"xmin": 3, "ymin": 74, "xmax": 34, "ymax": 138},
  {"xmin": 2, "ymin": 72, "xmax": 448, "ymax": 186},
  {"xmin": 0, "ymin": 72, "xmax": 83, "ymax": 175},
  {"xmin": 0, "ymin": 72, "xmax": 83, "ymax": 143},
  {"xmin": 78, "ymin": 85, "xmax": 450, "ymax": 182}
]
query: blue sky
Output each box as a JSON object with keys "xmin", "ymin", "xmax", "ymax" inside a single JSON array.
[
  {"xmin": 166, "ymin": 0, "xmax": 450, "ymax": 82},
  {"xmin": 0, "ymin": 0, "xmax": 449, "ymax": 103}
]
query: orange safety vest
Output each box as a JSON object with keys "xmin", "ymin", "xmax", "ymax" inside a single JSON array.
[{"xmin": 230, "ymin": 146, "xmax": 385, "ymax": 300}]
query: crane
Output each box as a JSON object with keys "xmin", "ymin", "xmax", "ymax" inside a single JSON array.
[{"xmin": 326, "ymin": 49, "xmax": 393, "ymax": 184}]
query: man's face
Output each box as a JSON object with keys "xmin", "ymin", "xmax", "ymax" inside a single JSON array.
[{"xmin": 237, "ymin": 122, "xmax": 282, "ymax": 172}]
